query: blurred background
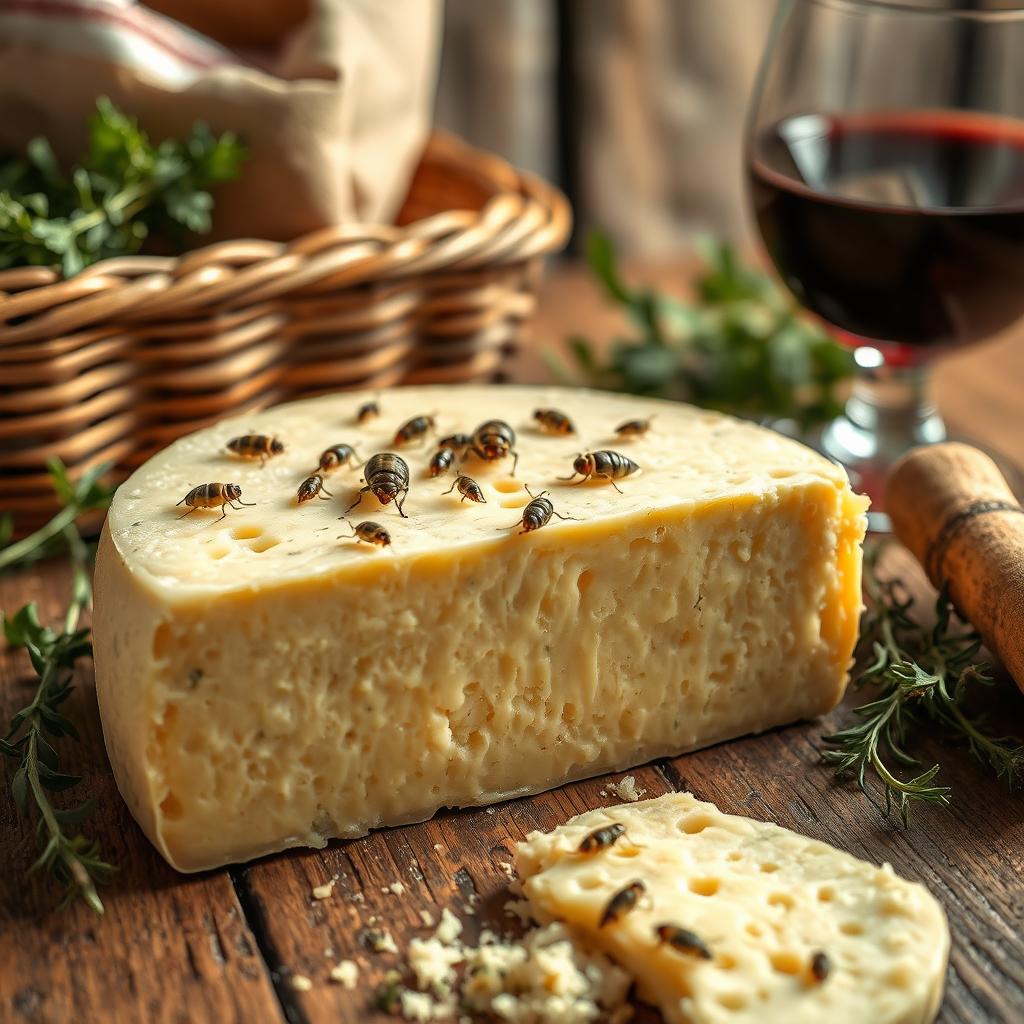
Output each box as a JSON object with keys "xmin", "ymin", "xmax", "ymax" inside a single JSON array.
[
  {"xmin": 0, "ymin": 0, "xmax": 778, "ymax": 258},
  {"xmin": 436, "ymin": 0, "xmax": 776, "ymax": 256}
]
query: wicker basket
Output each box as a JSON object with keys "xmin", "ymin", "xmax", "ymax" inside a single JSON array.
[{"xmin": 0, "ymin": 133, "xmax": 571, "ymax": 535}]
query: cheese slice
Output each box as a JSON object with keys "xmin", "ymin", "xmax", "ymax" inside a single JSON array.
[
  {"xmin": 515, "ymin": 793, "xmax": 948, "ymax": 1024},
  {"xmin": 92, "ymin": 385, "xmax": 867, "ymax": 871}
]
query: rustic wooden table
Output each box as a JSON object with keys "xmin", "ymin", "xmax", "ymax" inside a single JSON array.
[{"xmin": 2, "ymin": 262, "xmax": 1023, "ymax": 1024}]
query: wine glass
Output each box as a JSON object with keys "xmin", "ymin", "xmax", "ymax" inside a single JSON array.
[{"xmin": 746, "ymin": 0, "xmax": 1024, "ymax": 524}]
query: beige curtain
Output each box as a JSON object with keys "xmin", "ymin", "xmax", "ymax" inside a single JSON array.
[
  {"xmin": 436, "ymin": 0, "xmax": 779, "ymax": 256},
  {"xmin": 435, "ymin": 0, "xmax": 558, "ymax": 184}
]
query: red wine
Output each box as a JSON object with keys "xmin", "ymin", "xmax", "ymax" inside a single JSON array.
[{"xmin": 749, "ymin": 111, "xmax": 1024, "ymax": 352}]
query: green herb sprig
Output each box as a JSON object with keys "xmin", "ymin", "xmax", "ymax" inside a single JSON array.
[
  {"xmin": 0, "ymin": 97, "xmax": 246, "ymax": 276},
  {"xmin": 1, "ymin": 460, "xmax": 115, "ymax": 913},
  {"xmin": 823, "ymin": 544, "xmax": 1024, "ymax": 823},
  {"xmin": 552, "ymin": 231, "xmax": 855, "ymax": 429}
]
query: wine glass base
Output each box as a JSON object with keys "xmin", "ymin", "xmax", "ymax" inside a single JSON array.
[{"xmin": 819, "ymin": 404, "xmax": 946, "ymax": 514}]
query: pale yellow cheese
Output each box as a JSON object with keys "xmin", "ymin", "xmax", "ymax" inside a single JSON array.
[
  {"xmin": 515, "ymin": 793, "xmax": 949, "ymax": 1024},
  {"xmin": 92, "ymin": 385, "xmax": 867, "ymax": 871}
]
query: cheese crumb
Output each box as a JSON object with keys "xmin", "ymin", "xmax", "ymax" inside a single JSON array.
[
  {"xmin": 419, "ymin": 910, "xmax": 435, "ymax": 928},
  {"xmin": 408, "ymin": 936, "xmax": 463, "ymax": 992},
  {"xmin": 387, "ymin": 881, "xmax": 407, "ymax": 896},
  {"xmin": 311, "ymin": 879, "xmax": 336, "ymax": 900},
  {"xmin": 369, "ymin": 928, "xmax": 399, "ymax": 954},
  {"xmin": 399, "ymin": 989, "xmax": 443, "ymax": 1022},
  {"xmin": 497, "ymin": 860, "xmax": 516, "ymax": 880},
  {"xmin": 289, "ymin": 974, "xmax": 313, "ymax": 992},
  {"xmin": 504, "ymin": 898, "xmax": 535, "ymax": 926},
  {"xmin": 609, "ymin": 775, "xmax": 646, "ymax": 802},
  {"xmin": 433, "ymin": 843, "xmax": 444, "ymax": 852},
  {"xmin": 329, "ymin": 960, "xmax": 359, "ymax": 989},
  {"xmin": 387, "ymin": 920, "xmax": 631, "ymax": 1023},
  {"xmin": 485, "ymin": 807, "xmax": 496, "ymax": 814},
  {"xmin": 434, "ymin": 907, "xmax": 463, "ymax": 945}
]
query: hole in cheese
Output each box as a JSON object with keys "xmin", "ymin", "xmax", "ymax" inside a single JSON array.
[
  {"xmin": 817, "ymin": 886, "xmax": 836, "ymax": 902},
  {"xmin": 882, "ymin": 894, "xmax": 910, "ymax": 917},
  {"xmin": 500, "ymin": 494, "xmax": 532, "ymax": 509},
  {"xmin": 576, "ymin": 570, "xmax": 594, "ymax": 597},
  {"xmin": 717, "ymin": 991, "xmax": 749, "ymax": 1011},
  {"xmin": 760, "ymin": 862, "xmax": 779, "ymax": 874},
  {"xmin": 160, "ymin": 792, "xmax": 184, "ymax": 820},
  {"xmin": 679, "ymin": 812, "xmax": 714, "ymax": 834},
  {"xmin": 492, "ymin": 478, "xmax": 523, "ymax": 493},
  {"xmin": 840, "ymin": 920, "xmax": 864, "ymax": 936},
  {"xmin": 249, "ymin": 537, "xmax": 280, "ymax": 553},
  {"xmin": 231, "ymin": 525, "xmax": 262, "ymax": 540},
  {"xmin": 152, "ymin": 623, "xmax": 172, "ymax": 658},
  {"xmin": 613, "ymin": 846, "xmax": 641, "ymax": 859},
  {"xmin": 629, "ymin": 537, "xmax": 657, "ymax": 558},
  {"xmin": 769, "ymin": 951, "xmax": 803, "ymax": 975},
  {"xmin": 886, "ymin": 964, "xmax": 913, "ymax": 989},
  {"xmin": 768, "ymin": 892, "xmax": 795, "ymax": 911},
  {"xmin": 208, "ymin": 547, "xmax": 230, "ymax": 560},
  {"xmin": 745, "ymin": 922, "xmax": 765, "ymax": 938},
  {"xmin": 618, "ymin": 709, "xmax": 639, "ymax": 738},
  {"xmin": 689, "ymin": 876, "xmax": 721, "ymax": 897}
]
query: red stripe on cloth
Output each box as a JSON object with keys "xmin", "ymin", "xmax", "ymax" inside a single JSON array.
[{"xmin": 0, "ymin": 0, "xmax": 238, "ymax": 72}]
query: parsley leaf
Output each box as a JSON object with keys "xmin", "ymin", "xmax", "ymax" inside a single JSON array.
[{"xmin": 0, "ymin": 98, "xmax": 246, "ymax": 275}]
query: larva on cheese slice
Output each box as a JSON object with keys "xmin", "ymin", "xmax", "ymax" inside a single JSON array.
[{"xmin": 515, "ymin": 792, "xmax": 948, "ymax": 1024}]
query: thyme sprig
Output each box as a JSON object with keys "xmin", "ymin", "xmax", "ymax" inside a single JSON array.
[
  {"xmin": 823, "ymin": 544, "xmax": 1024, "ymax": 823},
  {"xmin": 1, "ymin": 459, "xmax": 115, "ymax": 912}
]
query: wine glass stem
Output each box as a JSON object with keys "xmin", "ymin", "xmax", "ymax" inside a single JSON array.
[{"xmin": 821, "ymin": 349, "xmax": 946, "ymax": 518}]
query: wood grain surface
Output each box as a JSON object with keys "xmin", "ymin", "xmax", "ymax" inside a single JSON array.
[{"xmin": 2, "ymin": 262, "xmax": 1023, "ymax": 1024}]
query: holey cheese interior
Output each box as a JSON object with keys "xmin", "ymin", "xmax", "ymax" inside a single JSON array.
[
  {"xmin": 92, "ymin": 385, "xmax": 868, "ymax": 871},
  {"xmin": 515, "ymin": 793, "xmax": 949, "ymax": 1024}
]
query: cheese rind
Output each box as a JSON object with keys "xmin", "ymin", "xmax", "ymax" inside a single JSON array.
[
  {"xmin": 92, "ymin": 385, "xmax": 867, "ymax": 871},
  {"xmin": 515, "ymin": 793, "xmax": 949, "ymax": 1024}
]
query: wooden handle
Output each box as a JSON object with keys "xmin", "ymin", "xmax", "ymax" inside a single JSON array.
[{"xmin": 887, "ymin": 442, "xmax": 1024, "ymax": 694}]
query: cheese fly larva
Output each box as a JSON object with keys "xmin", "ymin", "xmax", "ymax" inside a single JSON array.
[
  {"xmin": 176, "ymin": 483, "xmax": 254, "ymax": 522},
  {"xmin": 559, "ymin": 450, "xmax": 639, "ymax": 493},
  {"xmin": 226, "ymin": 434, "xmax": 284, "ymax": 467}
]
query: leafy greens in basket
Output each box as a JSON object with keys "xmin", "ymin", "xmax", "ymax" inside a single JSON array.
[{"xmin": 0, "ymin": 97, "xmax": 246, "ymax": 276}]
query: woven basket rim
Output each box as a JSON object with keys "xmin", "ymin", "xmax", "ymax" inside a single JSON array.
[{"xmin": 0, "ymin": 132, "xmax": 571, "ymax": 317}]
